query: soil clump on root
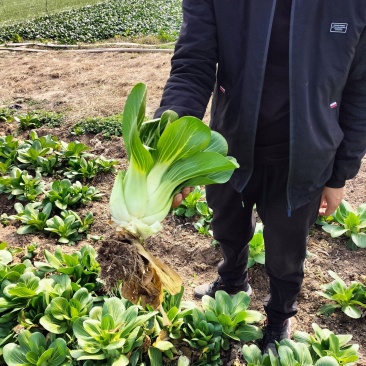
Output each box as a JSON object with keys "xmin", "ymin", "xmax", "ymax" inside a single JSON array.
[{"xmin": 97, "ymin": 236, "xmax": 161, "ymax": 307}]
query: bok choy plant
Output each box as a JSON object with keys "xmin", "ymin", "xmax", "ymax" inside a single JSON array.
[
  {"xmin": 109, "ymin": 83, "xmax": 239, "ymax": 240},
  {"xmin": 320, "ymin": 200, "xmax": 366, "ymax": 249},
  {"xmin": 103, "ymin": 83, "xmax": 239, "ymax": 308}
]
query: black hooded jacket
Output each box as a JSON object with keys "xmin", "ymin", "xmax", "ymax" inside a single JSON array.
[{"xmin": 155, "ymin": 0, "xmax": 366, "ymax": 211}]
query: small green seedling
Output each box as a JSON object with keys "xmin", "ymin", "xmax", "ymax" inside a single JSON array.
[
  {"xmin": 248, "ymin": 222, "xmax": 265, "ymax": 268},
  {"xmin": 321, "ymin": 200, "xmax": 366, "ymax": 250},
  {"xmin": 317, "ymin": 270, "xmax": 366, "ymax": 319}
]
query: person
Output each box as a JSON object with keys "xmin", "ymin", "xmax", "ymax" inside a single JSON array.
[{"xmin": 155, "ymin": 0, "xmax": 366, "ymax": 354}]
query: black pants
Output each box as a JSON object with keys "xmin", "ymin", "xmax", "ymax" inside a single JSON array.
[{"xmin": 206, "ymin": 162, "xmax": 322, "ymax": 323}]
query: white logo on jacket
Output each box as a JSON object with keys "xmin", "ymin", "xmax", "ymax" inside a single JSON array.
[{"xmin": 330, "ymin": 23, "xmax": 348, "ymax": 33}]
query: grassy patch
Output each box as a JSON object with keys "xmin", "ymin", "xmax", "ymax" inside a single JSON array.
[{"xmin": 0, "ymin": 0, "xmax": 182, "ymax": 44}]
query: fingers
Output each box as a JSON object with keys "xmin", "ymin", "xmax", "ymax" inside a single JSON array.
[
  {"xmin": 171, "ymin": 187, "xmax": 195, "ymax": 208},
  {"xmin": 319, "ymin": 204, "xmax": 335, "ymax": 216},
  {"xmin": 318, "ymin": 196, "xmax": 328, "ymax": 216},
  {"xmin": 171, "ymin": 193, "xmax": 183, "ymax": 208},
  {"xmin": 318, "ymin": 187, "xmax": 344, "ymax": 216}
]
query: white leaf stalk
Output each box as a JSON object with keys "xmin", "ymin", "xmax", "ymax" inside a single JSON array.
[{"xmin": 110, "ymin": 83, "xmax": 239, "ymax": 240}]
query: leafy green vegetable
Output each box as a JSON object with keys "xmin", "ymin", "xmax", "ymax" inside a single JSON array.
[
  {"xmin": 17, "ymin": 111, "xmax": 64, "ymax": 130},
  {"xmin": 17, "ymin": 139, "xmax": 54, "ymax": 171},
  {"xmin": 110, "ymin": 83, "xmax": 239, "ymax": 239},
  {"xmin": 173, "ymin": 186, "xmax": 214, "ymax": 236},
  {"xmin": 71, "ymin": 297, "xmax": 157, "ymax": 364},
  {"xmin": 3, "ymin": 331, "xmax": 70, "ymax": 366},
  {"xmin": 64, "ymin": 157, "xmax": 103, "ymax": 180},
  {"xmin": 10, "ymin": 202, "xmax": 52, "ymax": 234},
  {"xmin": 148, "ymin": 287, "xmax": 194, "ymax": 363},
  {"xmin": 18, "ymin": 113, "xmax": 41, "ymax": 130},
  {"xmin": 321, "ymin": 200, "xmax": 366, "ymax": 249},
  {"xmin": 183, "ymin": 307, "xmax": 223, "ymax": 366},
  {"xmin": 40, "ymin": 287, "xmax": 93, "ymax": 334},
  {"xmin": 0, "ymin": 167, "xmax": 44, "ymax": 201},
  {"xmin": 44, "ymin": 179, "xmax": 84, "ymax": 210},
  {"xmin": 23, "ymin": 131, "xmax": 62, "ymax": 151},
  {"xmin": 202, "ymin": 290, "xmax": 264, "ymax": 345},
  {"xmin": 248, "ymin": 223, "xmax": 265, "ymax": 268},
  {"xmin": 0, "ymin": 136, "xmax": 19, "ymax": 166},
  {"xmin": 0, "ymin": 108, "xmax": 15, "ymax": 123},
  {"xmin": 60, "ymin": 140, "xmax": 90, "ymax": 158},
  {"xmin": 317, "ymin": 270, "xmax": 366, "ymax": 318},
  {"xmin": 44, "ymin": 211, "xmax": 94, "ymax": 245},
  {"xmin": 34, "ymin": 246, "xmax": 101, "ymax": 291},
  {"xmin": 293, "ymin": 323, "xmax": 359, "ymax": 365},
  {"xmin": 242, "ymin": 340, "xmax": 342, "ymax": 366}
]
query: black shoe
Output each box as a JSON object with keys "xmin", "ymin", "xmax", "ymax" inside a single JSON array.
[
  {"xmin": 259, "ymin": 319, "xmax": 291, "ymax": 356},
  {"xmin": 193, "ymin": 276, "xmax": 252, "ymax": 299}
]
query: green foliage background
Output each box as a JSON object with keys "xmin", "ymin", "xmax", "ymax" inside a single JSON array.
[{"xmin": 0, "ymin": 0, "xmax": 182, "ymax": 43}]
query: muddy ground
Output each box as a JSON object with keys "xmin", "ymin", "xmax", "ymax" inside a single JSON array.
[{"xmin": 0, "ymin": 50, "xmax": 365, "ymax": 365}]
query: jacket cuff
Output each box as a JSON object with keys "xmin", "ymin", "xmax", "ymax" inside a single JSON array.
[{"xmin": 325, "ymin": 176, "xmax": 346, "ymax": 188}]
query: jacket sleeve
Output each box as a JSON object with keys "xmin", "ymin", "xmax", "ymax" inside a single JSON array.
[
  {"xmin": 326, "ymin": 26, "xmax": 366, "ymax": 188},
  {"xmin": 154, "ymin": 0, "xmax": 218, "ymax": 119}
]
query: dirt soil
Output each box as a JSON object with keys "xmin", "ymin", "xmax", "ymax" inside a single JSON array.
[{"xmin": 0, "ymin": 51, "xmax": 366, "ymax": 365}]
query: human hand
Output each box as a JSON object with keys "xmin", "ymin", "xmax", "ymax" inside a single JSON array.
[
  {"xmin": 318, "ymin": 186, "xmax": 344, "ymax": 216},
  {"xmin": 171, "ymin": 187, "xmax": 194, "ymax": 208}
]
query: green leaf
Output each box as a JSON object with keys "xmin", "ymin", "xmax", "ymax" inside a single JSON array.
[
  {"xmin": 44, "ymin": 250, "xmax": 62, "ymax": 268},
  {"xmin": 73, "ymin": 316, "xmax": 92, "ymax": 340},
  {"xmin": 357, "ymin": 203, "xmax": 366, "ymax": 221},
  {"xmin": 231, "ymin": 291, "xmax": 251, "ymax": 311},
  {"xmin": 48, "ymin": 297, "xmax": 70, "ymax": 320},
  {"xmin": 242, "ymin": 344, "xmax": 263, "ymax": 364},
  {"xmin": 3, "ymin": 343, "xmax": 28, "ymax": 365},
  {"xmin": 344, "ymin": 212, "xmax": 360, "ymax": 229},
  {"xmin": 111, "ymin": 354, "xmax": 129, "ymax": 366},
  {"xmin": 314, "ymin": 356, "xmax": 339, "ymax": 366},
  {"xmin": 177, "ymin": 355, "xmax": 190, "ymax": 366},
  {"xmin": 122, "ymin": 82, "xmax": 147, "ymax": 159},
  {"xmin": 39, "ymin": 314, "xmax": 68, "ymax": 334},
  {"xmin": 50, "ymin": 338, "xmax": 67, "ymax": 365},
  {"xmin": 102, "ymin": 297, "xmax": 127, "ymax": 325},
  {"xmin": 148, "ymin": 347, "xmax": 163, "ymax": 366},
  {"xmin": 214, "ymin": 291, "xmax": 233, "ymax": 316},
  {"xmin": 17, "ymin": 225, "xmax": 35, "ymax": 235},
  {"xmin": 317, "ymin": 303, "xmax": 339, "ymax": 316},
  {"xmin": 277, "ymin": 345, "xmax": 296, "ymax": 365},
  {"xmin": 342, "ymin": 304, "xmax": 362, "ymax": 319},
  {"xmin": 153, "ymin": 341, "xmax": 174, "ymax": 351},
  {"xmin": 101, "ymin": 314, "xmax": 115, "ymax": 331},
  {"xmin": 351, "ymin": 232, "xmax": 366, "ymax": 248},
  {"xmin": 235, "ymin": 324, "xmax": 263, "ymax": 342},
  {"xmin": 156, "ymin": 116, "xmax": 211, "ymax": 165},
  {"xmin": 71, "ymin": 349, "xmax": 105, "ymax": 360},
  {"xmin": 83, "ymin": 319, "xmax": 102, "ymax": 338},
  {"xmin": 322, "ymin": 225, "xmax": 348, "ymax": 238},
  {"xmin": 204, "ymin": 130, "xmax": 229, "ymax": 155},
  {"xmin": 37, "ymin": 348, "xmax": 54, "ymax": 364}
]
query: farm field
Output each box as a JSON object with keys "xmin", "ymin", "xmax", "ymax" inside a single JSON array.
[
  {"xmin": 0, "ymin": 0, "xmax": 182, "ymax": 43},
  {"xmin": 0, "ymin": 0, "xmax": 102, "ymax": 24},
  {"xmin": 1, "ymin": 50, "xmax": 366, "ymax": 365}
]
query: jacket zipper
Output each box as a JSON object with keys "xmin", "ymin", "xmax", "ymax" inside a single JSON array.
[{"xmin": 287, "ymin": 0, "xmax": 296, "ymax": 217}]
